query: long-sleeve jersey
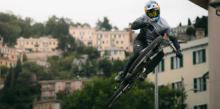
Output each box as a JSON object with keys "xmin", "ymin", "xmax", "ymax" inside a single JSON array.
[{"xmin": 131, "ymin": 15, "xmax": 180, "ymax": 50}]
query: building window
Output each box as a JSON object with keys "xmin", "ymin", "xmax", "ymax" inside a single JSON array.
[
  {"xmin": 193, "ymin": 49, "xmax": 206, "ymax": 65},
  {"xmin": 194, "ymin": 104, "xmax": 208, "ymax": 109},
  {"xmin": 88, "ymin": 42, "xmax": 92, "ymax": 46},
  {"xmin": 100, "ymin": 34, "xmax": 103, "ymax": 38},
  {"xmin": 171, "ymin": 81, "xmax": 183, "ymax": 90},
  {"xmin": 154, "ymin": 59, "xmax": 164, "ymax": 73},
  {"xmin": 80, "ymin": 32, "xmax": 84, "ymax": 36},
  {"xmin": 171, "ymin": 56, "xmax": 183, "ymax": 70},
  {"xmin": 193, "ymin": 77, "xmax": 207, "ymax": 93}
]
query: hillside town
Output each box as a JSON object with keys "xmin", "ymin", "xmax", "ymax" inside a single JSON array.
[
  {"xmin": 0, "ymin": 20, "xmax": 208, "ymax": 109},
  {"xmin": 0, "ymin": 0, "xmax": 219, "ymax": 109}
]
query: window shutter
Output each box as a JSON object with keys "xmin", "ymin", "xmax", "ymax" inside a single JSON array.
[
  {"xmin": 204, "ymin": 104, "xmax": 208, "ymax": 109},
  {"xmin": 194, "ymin": 106, "xmax": 198, "ymax": 109},
  {"xmin": 162, "ymin": 60, "xmax": 165, "ymax": 72},
  {"xmin": 193, "ymin": 51, "xmax": 196, "ymax": 65},
  {"xmin": 202, "ymin": 49, "xmax": 206, "ymax": 63},
  {"xmin": 180, "ymin": 56, "xmax": 183, "ymax": 68},
  {"xmin": 203, "ymin": 78, "xmax": 207, "ymax": 91},
  {"xmin": 171, "ymin": 83, "xmax": 175, "ymax": 89},
  {"xmin": 194, "ymin": 78, "xmax": 197, "ymax": 93},
  {"xmin": 171, "ymin": 57, "xmax": 174, "ymax": 69}
]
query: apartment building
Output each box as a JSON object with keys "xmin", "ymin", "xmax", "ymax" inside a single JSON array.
[
  {"xmin": 189, "ymin": 1, "xmax": 220, "ymax": 109},
  {"xmin": 15, "ymin": 36, "xmax": 58, "ymax": 53},
  {"xmin": 39, "ymin": 80, "xmax": 83, "ymax": 100},
  {"xmin": 69, "ymin": 25, "xmax": 134, "ymax": 60},
  {"xmin": 100, "ymin": 48, "xmax": 126, "ymax": 61},
  {"xmin": 33, "ymin": 100, "xmax": 60, "ymax": 109},
  {"xmin": 69, "ymin": 25, "xmax": 97, "ymax": 47},
  {"xmin": 0, "ymin": 37, "xmax": 18, "ymax": 67},
  {"xmin": 172, "ymin": 25, "xmax": 189, "ymax": 38},
  {"xmin": 15, "ymin": 36, "xmax": 60, "ymax": 66},
  {"xmin": 147, "ymin": 37, "xmax": 209, "ymax": 109},
  {"xmin": 33, "ymin": 80, "xmax": 84, "ymax": 109},
  {"xmin": 96, "ymin": 30, "xmax": 132, "ymax": 52}
]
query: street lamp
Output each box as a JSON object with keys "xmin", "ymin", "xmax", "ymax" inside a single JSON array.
[{"xmin": 209, "ymin": 1, "xmax": 220, "ymax": 16}]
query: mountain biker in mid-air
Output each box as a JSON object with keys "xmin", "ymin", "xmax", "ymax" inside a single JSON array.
[{"xmin": 115, "ymin": 0, "xmax": 183, "ymax": 82}]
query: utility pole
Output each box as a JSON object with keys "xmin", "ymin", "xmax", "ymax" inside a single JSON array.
[
  {"xmin": 0, "ymin": 68, "xmax": 1, "ymax": 82},
  {"xmin": 181, "ymin": 77, "xmax": 184, "ymax": 109},
  {"xmin": 155, "ymin": 71, "xmax": 159, "ymax": 109}
]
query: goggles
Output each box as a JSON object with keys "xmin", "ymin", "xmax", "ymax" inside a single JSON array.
[{"xmin": 146, "ymin": 9, "xmax": 160, "ymax": 18}]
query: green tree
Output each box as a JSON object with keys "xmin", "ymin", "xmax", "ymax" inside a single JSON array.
[
  {"xmin": 98, "ymin": 59, "xmax": 112, "ymax": 77},
  {"xmin": 179, "ymin": 22, "xmax": 182, "ymax": 27},
  {"xmin": 113, "ymin": 26, "xmax": 119, "ymax": 30},
  {"xmin": 0, "ymin": 66, "xmax": 9, "ymax": 79},
  {"xmin": 45, "ymin": 16, "xmax": 69, "ymax": 37},
  {"xmin": 81, "ymin": 47, "xmax": 100, "ymax": 59},
  {"xmin": 0, "ymin": 61, "xmax": 41, "ymax": 109},
  {"xmin": 186, "ymin": 27, "xmax": 195, "ymax": 37},
  {"xmin": 30, "ymin": 23, "xmax": 45, "ymax": 36},
  {"xmin": 47, "ymin": 55, "xmax": 73, "ymax": 80},
  {"xmin": 45, "ymin": 16, "xmax": 75, "ymax": 51},
  {"xmin": 187, "ymin": 18, "xmax": 192, "ymax": 26},
  {"xmin": 0, "ymin": 21, "xmax": 21, "ymax": 45},
  {"xmin": 61, "ymin": 77, "xmax": 184, "ymax": 109},
  {"xmin": 112, "ymin": 60, "xmax": 126, "ymax": 73},
  {"xmin": 22, "ymin": 62, "xmax": 51, "ymax": 80},
  {"xmin": 96, "ymin": 17, "xmax": 112, "ymax": 31},
  {"xmin": 3, "ymin": 60, "xmax": 22, "ymax": 89},
  {"xmin": 0, "ymin": 13, "xmax": 36, "ymax": 45},
  {"xmin": 18, "ymin": 17, "xmax": 33, "ymax": 37},
  {"xmin": 194, "ymin": 16, "xmax": 208, "ymax": 36}
]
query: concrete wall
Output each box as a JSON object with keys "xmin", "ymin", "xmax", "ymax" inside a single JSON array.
[
  {"xmin": 208, "ymin": 3, "xmax": 220, "ymax": 109},
  {"xmin": 148, "ymin": 38, "xmax": 209, "ymax": 109}
]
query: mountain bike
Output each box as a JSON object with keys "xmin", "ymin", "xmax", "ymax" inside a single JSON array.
[{"xmin": 107, "ymin": 32, "xmax": 179, "ymax": 108}]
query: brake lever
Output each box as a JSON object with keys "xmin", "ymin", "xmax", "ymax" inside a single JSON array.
[{"xmin": 152, "ymin": 25, "xmax": 177, "ymax": 53}]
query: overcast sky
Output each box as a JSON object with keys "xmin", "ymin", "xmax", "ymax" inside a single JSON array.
[{"xmin": 0, "ymin": 0, "xmax": 207, "ymax": 29}]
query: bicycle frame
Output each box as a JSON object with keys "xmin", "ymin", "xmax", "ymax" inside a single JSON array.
[{"xmin": 107, "ymin": 26, "xmax": 180, "ymax": 108}]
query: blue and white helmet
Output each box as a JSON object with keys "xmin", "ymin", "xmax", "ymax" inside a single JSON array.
[{"xmin": 145, "ymin": 0, "xmax": 160, "ymax": 22}]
